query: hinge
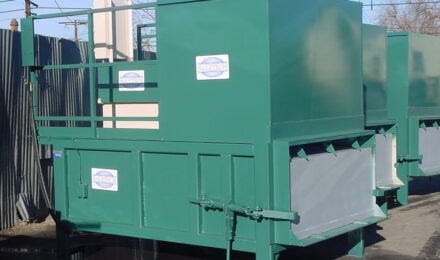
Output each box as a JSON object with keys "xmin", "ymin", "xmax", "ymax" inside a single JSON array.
[{"xmin": 397, "ymin": 154, "xmax": 423, "ymax": 163}]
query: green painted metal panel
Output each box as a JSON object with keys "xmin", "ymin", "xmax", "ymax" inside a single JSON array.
[
  {"xmin": 233, "ymin": 156, "xmax": 257, "ymax": 240},
  {"xmin": 270, "ymin": 0, "xmax": 365, "ymax": 139},
  {"xmin": 200, "ymin": 155, "xmax": 227, "ymax": 236},
  {"xmin": 66, "ymin": 150, "xmax": 135, "ymax": 225},
  {"xmin": 408, "ymin": 33, "xmax": 440, "ymax": 116},
  {"xmin": 155, "ymin": 0, "xmax": 270, "ymax": 143},
  {"xmin": 20, "ymin": 18, "xmax": 35, "ymax": 67},
  {"xmin": 142, "ymin": 153, "xmax": 192, "ymax": 231},
  {"xmin": 363, "ymin": 24, "xmax": 391, "ymax": 126},
  {"xmin": 388, "ymin": 32, "xmax": 440, "ymax": 117}
]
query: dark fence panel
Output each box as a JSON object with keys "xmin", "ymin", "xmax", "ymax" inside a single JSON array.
[{"xmin": 0, "ymin": 29, "xmax": 88, "ymax": 229}]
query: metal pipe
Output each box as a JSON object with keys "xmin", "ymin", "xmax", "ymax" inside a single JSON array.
[{"xmin": 32, "ymin": 3, "xmax": 158, "ymax": 20}]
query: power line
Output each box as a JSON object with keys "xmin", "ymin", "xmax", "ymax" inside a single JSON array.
[
  {"xmin": 0, "ymin": 8, "xmax": 23, "ymax": 14},
  {"xmin": 0, "ymin": 7, "xmax": 89, "ymax": 15},
  {"xmin": 363, "ymin": 0, "xmax": 440, "ymax": 7},
  {"xmin": 53, "ymin": 0, "xmax": 72, "ymax": 22},
  {"xmin": 36, "ymin": 7, "xmax": 90, "ymax": 10},
  {"xmin": 0, "ymin": 17, "xmax": 21, "ymax": 21}
]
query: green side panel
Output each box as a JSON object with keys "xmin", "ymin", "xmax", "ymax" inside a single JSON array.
[
  {"xmin": 142, "ymin": 153, "xmax": 191, "ymax": 231},
  {"xmin": 66, "ymin": 150, "xmax": 135, "ymax": 226},
  {"xmin": 408, "ymin": 33, "xmax": 440, "ymax": 116},
  {"xmin": 233, "ymin": 156, "xmax": 256, "ymax": 240},
  {"xmin": 363, "ymin": 24, "xmax": 390, "ymax": 126},
  {"xmin": 387, "ymin": 33, "xmax": 411, "ymax": 205},
  {"xmin": 387, "ymin": 34, "xmax": 410, "ymax": 123},
  {"xmin": 200, "ymin": 155, "xmax": 225, "ymax": 235},
  {"xmin": 20, "ymin": 18, "xmax": 35, "ymax": 67},
  {"xmin": 269, "ymin": 0, "xmax": 364, "ymax": 139},
  {"xmin": 57, "ymin": 140, "xmax": 257, "ymax": 252},
  {"xmin": 199, "ymin": 155, "xmax": 256, "ymax": 239},
  {"xmin": 389, "ymin": 32, "xmax": 440, "ymax": 118},
  {"xmin": 154, "ymin": 0, "xmax": 270, "ymax": 143}
]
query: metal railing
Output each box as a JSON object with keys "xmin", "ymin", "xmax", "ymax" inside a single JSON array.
[{"xmin": 23, "ymin": 2, "xmax": 161, "ymax": 137}]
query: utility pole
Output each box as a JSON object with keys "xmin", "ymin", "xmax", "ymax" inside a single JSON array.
[
  {"xmin": 59, "ymin": 20, "xmax": 88, "ymax": 41},
  {"xmin": 24, "ymin": 0, "xmax": 38, "ymax": 17}
]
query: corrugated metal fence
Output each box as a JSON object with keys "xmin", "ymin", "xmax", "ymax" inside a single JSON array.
[{"xmin": 0, "ymin": 29, "xmax": 89, "ymax": 230}]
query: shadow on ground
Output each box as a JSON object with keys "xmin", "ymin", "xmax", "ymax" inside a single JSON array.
[{"xmin": 0, "ymin": 177, "xmax": 439, "ymax": 260}]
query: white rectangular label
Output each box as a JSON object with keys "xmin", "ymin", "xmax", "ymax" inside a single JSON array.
[
  {"xmin": 91, "ymin": 168, "xmax": 118, "ymax": 191},
  {"xmin": 119, "ymin": 70, "xmax": 145, "ymax": 91},
  {"xmin": 196, "ymin": 54, "xmax": 230, "ymax": 80}
]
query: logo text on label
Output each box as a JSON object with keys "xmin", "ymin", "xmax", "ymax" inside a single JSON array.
[
  {"xmin": 196, "ymin": 55, "xmax": 230, "ymax": 80},
  {"xmin": 119, "ymin": 70, "xmax": 145, "ymax": 91},
  {"xmin": 91, "ymin": 168, "xmax": 118, "ymax": 192}
]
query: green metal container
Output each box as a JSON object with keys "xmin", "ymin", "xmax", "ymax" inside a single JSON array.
[
  {"xmin": 363, "ymin": 24, "xmax": 402, "ymax": 213},
  {"xmin": 388, "ymin": 32, "xmax": 440, "ymax": 205},
  {"xmin": 21, "ymin": 1, "xmax": 386, "ymax": 259}
]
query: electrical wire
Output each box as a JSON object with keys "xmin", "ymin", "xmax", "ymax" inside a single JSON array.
[
  {"xmin": 37, "ymin": 6, "xmax": 90, "ymax": 10},
  {"xmin": 0, "ymin": 8, "xmax": 24, "ymax": 14},
  {"xmin": 0, "ymin": 17, "xmax": 22, "ymax": 21},
  {"xmin": 26, "ymin": 78, "xmax": 59, "ymax": 225},
  {"xmin": 53, "ymin": 0, "xmax": 73, "ymax": 22},
  {"xmin": 363, "ymin": 0, "xmax": 440, "ymax": 7}
]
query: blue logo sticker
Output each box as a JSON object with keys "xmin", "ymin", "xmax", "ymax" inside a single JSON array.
[
  {"xmin": 53, "ymin": 151, "xmax": 63, "ymax": 158},
  {"xmin": 196, "ymin": 55, "xmax": 230, "ymax": 80},
  {"xmin": 120, "ymin": 72, "xmax": 144, "ymax": 89},
  {"xmin": 94, "ymin": 170, "xmax": 116, "ymax": 189},
  {"xmin": 91, "ymin": 168, "xmax": 118, "ymax": 191},
  {"xmin": 198, "ymin": 57, "xmax": 229, "ymax": 78}
]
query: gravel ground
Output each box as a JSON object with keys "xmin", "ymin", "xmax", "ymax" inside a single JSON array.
[{"xmin": 0, "ymin": 177, "xmax": 439, "ymax": 260}]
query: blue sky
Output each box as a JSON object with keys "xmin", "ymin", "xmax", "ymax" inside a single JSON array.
[
  {"xmin": 0, "ymin": 0, "xmax": 380, "ymax": 39},
  {"xmin": 0, "ymin": 0, "xmax": 93, "ymax": 39}
]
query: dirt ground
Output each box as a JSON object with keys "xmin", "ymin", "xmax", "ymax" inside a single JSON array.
[{"xmin": 0, "ymin": 177, "xmax": 439, "ymax": 260}]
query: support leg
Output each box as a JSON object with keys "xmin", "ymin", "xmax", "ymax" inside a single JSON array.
[
  {"xmin": 56, "ymin": 222, "xmax": 71, "ymax": 260},
  {"xmin": 396, "ymin": 177, "xmax": 409, "ymax": 206},
  {"xmin": 256, "ymin": 245, "xmax": 283, "ymax": 260},
  {"xmin": 348, "ymin": 228, "xmax": 365, "ymax": 259},
  {"xmin": 377, "ymin": 196, "xmax": 389, "ymax": 216}
]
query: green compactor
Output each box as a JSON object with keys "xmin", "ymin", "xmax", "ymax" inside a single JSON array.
[
  {"xmin": 21, "ymin": 1, "xmax": 387, "ymax": 259},
  {"xmin": 364, "ymin": 26, "xmax": 440, "ymax": 208},
  {"xmin": 387, "ymin": 32, "xmax": 440, "ymax": 205},
  {"xmin": 363, "ymin": 24, "xmax": 403, "ymax": 213}
]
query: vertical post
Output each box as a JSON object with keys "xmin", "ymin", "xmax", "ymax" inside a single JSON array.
[
  {"xmin": 348, "ymin": 228, "xmax": 365, "ymax": 258},
  {"xmin": 254, "ymin": 144, "xmax": 281, "ymax": 260},
  {"xmin": 24, "ymin": 0, "xmax": 31, "ymax": 17},
  {"xmin": 74, "ymin": 20, "xmax": 79, "ymax": 42},
  {"xmin": 88, "ymin": 12, "xmax": 97, "ymax": 136},
  {"xmin": 137, "ymin": 25, "xmax": 142, "ymax": 61}
]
